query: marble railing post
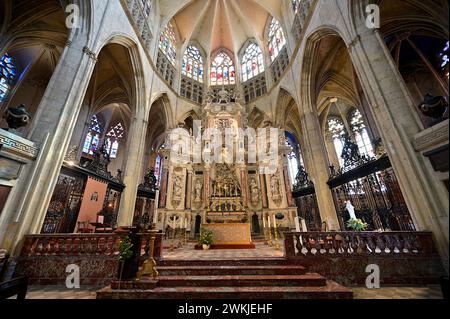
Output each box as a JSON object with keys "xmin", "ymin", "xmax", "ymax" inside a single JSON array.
[
  {"xmin": 300, "ymin": 111, "xmax": 340, "ymax": 231},
  {"xmin": 348, "ymin": 27, "xmax": 449, "ymax": 269},
  {"xmin": 116, "ymin": 117, "xmax": 148, "ymax": 227},
  {"xmin": 0, "ymin": 35, "xmax": 96, "ymax": 254}
]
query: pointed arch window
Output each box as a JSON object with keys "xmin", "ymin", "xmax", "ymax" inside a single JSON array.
[
  {"xmin": 105, "ymin": 123, "xmax": 125, "ymax": 159},
  {"xmin": 268, "ymin": 18, "xmax": 286, "ymax": 62},
  {"xmin": 210, "ymin": 52, "xmax": 236, "ymax": 86},
  {"xmin": 285, "ymin": 133, "xmax": 304, "ymax": 186},
  {"xmin": 182, "ymin": 45, "xmax": 204, "ymax": 83},
  {"xmin": 349, "ymin": 109, "xmax": 374, "ymax": 158},
  {"xmin": 154, "ymin": 154, "xmax": 162, "ymax": 185},
  {"xmin": 0, "ymin": 53, "xmax": 17, "ymax": 102},
  {"xmin": 82, "ymin": 115, "xmax": 103, "ymax": 155},
  {"xmin": 241, "ymin": 42, "xmax": 265, "ymax": 82},
  {"xmin": 159, "ymin": 22, "xmax": 177, "ymax": 66},
  {"xmin": 327, "ymin": 117, "xmax": 346, "ymax": 167}
]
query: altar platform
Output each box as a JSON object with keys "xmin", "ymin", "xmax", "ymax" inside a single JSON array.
[{"xmin": 195, "ymin": 223, "xmax": 256, "ymax": 249}]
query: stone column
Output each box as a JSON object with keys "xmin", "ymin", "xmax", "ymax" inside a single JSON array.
[
  {"xmin": 240, "ymin": 166, "xmax": 248, "ymax": 207},
  {"xmin": 259, "ymin": 173, "xmax": 268, "ymax": 208},
  {"xmin": 204, "ymin": 165, "xmax": 210, "ymax": 208},
  {"xmin": 300, "ymin": 111, "xmax": 340, "ymax": 231},
  {"xmin": 186, "ymin": 169, "xmax": 192, "ymax": 209},
  {"xmin": 116, "ymin": 116, "xmax": 148, "ymax": 227},
  {"xmin": 348, "ymin": 27, "xmax": 449, "ymax": 268},
  {"xmin": 0, "ymin": 35, "xmax": 96, "ymax": 253},
  {"xmin": 159, "ymin": 151, "xmax": 170, "ymax": 208}
]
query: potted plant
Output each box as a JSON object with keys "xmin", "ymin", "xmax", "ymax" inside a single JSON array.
[
  {"xmin": 198, "ymin": 229, "xmax": 213, "ymax": 250},
  {"xmin": 346, "ymin": 218, "xmax": 368, "ymax": 231},
  {"xmin": 117, "ymin": 235, "xmax": 134, "ymax": 283}
]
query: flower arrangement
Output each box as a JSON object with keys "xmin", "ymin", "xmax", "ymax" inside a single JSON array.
[
  {"xmin": 118, "ymin": 236, "xmax": 134, "ymax": 261},
  {"xmin": 346, "ymin": 218, "xmax": 368, "ymax": 231},
  {"xmin": 198, "ymin": 228, "xmax": 214, "ymax": 246}
]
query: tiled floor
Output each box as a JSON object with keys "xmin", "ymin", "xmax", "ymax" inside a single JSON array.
[
  {"xmin": 19, "ymin": 285, "xmax": 443, "ymax": 299},
  {"xmin": 163, "ymin": 240, "xmax": 284, "ymax": 259}
]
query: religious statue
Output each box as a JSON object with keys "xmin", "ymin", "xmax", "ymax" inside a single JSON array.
[
  {"xmin": 249, "ymin": 178, "xmax": 259, "ymax": 205},
  {"xmin": 217, "ymin": 87, "xmax": 230, "ymax": 104},
  {"xmin": 346, "ymin": 200, "xmax": 357, "ymax": 220},
  {"xmin": 194, "ymin": 179, "xmax": 203, "ymax": 203},
  {"xmin": 172, "ymin": 174, "xmax": 183, "ymax": 203},
  {"xmin": 270, "ymin": 174, "xmax": 281, "ymax": 201}
]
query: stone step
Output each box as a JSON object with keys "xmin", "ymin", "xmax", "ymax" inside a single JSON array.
[
  {"xmin": 158, "ymin": 265, "xmax": 307, "ymax": 276},
  {"xmin": 157, "ymin": 274, "xmax": 326, "ymax": 287},
  {"xmin": 159, "ymin": 258, "xmax": 293, "ymax": 267},
  {"xmin": 97, "ymin": 281, "xmax": 353, "ymax": 299}
]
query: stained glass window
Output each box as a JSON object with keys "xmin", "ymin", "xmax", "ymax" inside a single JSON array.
[
  {"xmin": 110, "ymin": 140, "xmax": 119, "ymax": 158},
  {"xmin": 106, "ymin": 123, "xmax": 124, "ymax": 139},
  {"xmin": 182, "ymin": 45, "xmax": 204, "ymax": 83},
  {"xmin": 159, "ymin": 22, "xmax": 177, "ymax": 66},
  {"xmin": 0, "ymin": 53, "xmax": 17, "ymax": 102},
  {"xmin": 210, "ymin": 52, "xmax": 236, "ymax": 86},
  {"xmin": 82, "ymin": 132, "xmax": 93, "ymax": 153},
  {"xmin": 285, "ymin": 136, "xmax": 304, "ymax": 186},
  {"xmin": 327, "ymin": 117, "xmax": 346, "ymax": 167},
  {"xmin": 349, "ymin": 109, "xmax": 374, "ymax": 158},
  {"xmin": 241, "ymin": 42, "xmax": 265, "ymax": 82},
  {"xmin": 105, "ymin": 123, "xmax": 124, "ymax": 158},
  {"xmin": 83, "ymin": 115, "xmax": 103, "ymax": 155},
  {"xmin": 292, "ymin": 0, "xmax": 301, "ymax": 14},
  {"xmin": 154, "ymin": 154, "xmax": 162, "ymax": 185},
  {"xmin": 440, "ymin": 41, "xmax": 449, "ymax": 69},
  {"xmin": 268, "ymin": 18, "xmax": 286, "ymax": 62}
]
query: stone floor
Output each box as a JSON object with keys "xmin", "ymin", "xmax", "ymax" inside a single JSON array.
[
  {"xmin": 163, "ymin": 240, "xmax": 284, "ymax": 259},
  {"xmin": 17, "ymin": 285, "xmax": 443, "ymax": 299}
]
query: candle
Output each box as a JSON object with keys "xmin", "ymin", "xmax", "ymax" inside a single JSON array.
[
  {"xmin": 268, "ymin": 215, "xmax": 271, "ymax": 228},
  {"xmin": 263, "ymin": 216, "xmax": 266, "ymax": 228},
  {"xmin": 301, "ymin": 218, "xmax": 307, "ymax": 232},
  {"xmin": 273, "ymin": 215, "xmax": 276, "ymax": 228},
  {"xmin": 294, "ymin": 217, "xmax": 300, "ymax": 232},
  {"xmin": 153, "ymin": 189, "xmax": 160, "ymax": 224}
]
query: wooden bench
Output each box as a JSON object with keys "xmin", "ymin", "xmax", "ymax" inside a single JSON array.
[{"xmin": 0, "ymin": 276, "xmax": 28, "ymax": 299}]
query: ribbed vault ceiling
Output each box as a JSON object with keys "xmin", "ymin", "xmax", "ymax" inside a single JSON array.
[{"xmin": 164, "ymin": 0, "xmax": 280, "ymax": 57}]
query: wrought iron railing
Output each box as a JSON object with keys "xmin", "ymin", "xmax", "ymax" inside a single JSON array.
[
  {"xmin": 328, "ymin": 155, "xmax": 415, "ymax": 231},
  {"xmin": 284, "ymin": 231, "xmax": 438, "ymax": 258}
]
